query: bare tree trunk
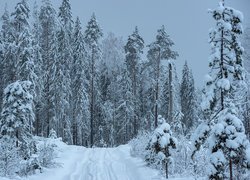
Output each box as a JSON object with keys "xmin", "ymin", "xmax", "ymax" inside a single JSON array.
[
  {"xmin": 154, "ymin": 49, "xmax": 161, "ymax": 128},
  {"xmin": 16, "ymin": 131, "xmax": 19, "ymax": 147},
  {"xmin": 168, "ymin": 62, "xmax": 173, "ymax": 123},
  {"xmin": 229, "ymin": 159, "xmax": 233, "ymax": 180},
  {"xmin": 133, "ymin": 66, "xmax": 137, "ymax": 136},
  {"xmin": 90, "ymin": 49, "xmax": 95, "ymax": 147},
  {"xmin": 220, "ymin": 26, "xmax": 225, "ymax": 110},
  {"xmin": 36, "ymin": 114, "xmax": 39, "ymax": 136},
  {"xmin": 166, "ymin": 161, "xmax": 168, "ymax": 179},
  {"xmin": 72, "ymin": 113, "xmax": 76, "ymax": 145}
]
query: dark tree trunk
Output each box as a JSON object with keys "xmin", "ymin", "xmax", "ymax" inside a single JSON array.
[
  {"xmin": 154, "ymin": 49, "xmax": 161, "ymax": 128},
  {"xmin": 168, "ymin": 63, "xmax": 173, "ymax": 123},
  {"xmin": 229, "ymin": 159, "xmax": 233, "ymax": 180},
  {"xmin": 132, "ymin": 65, "xmax": 137, "ymax": 136},
  {"xmin": 90, "ymin": 48, "xmax": 95, "ymax": 147},
  {"xmin": 165, "ymin": 161, "xmax": 168, "ymax": 179}
]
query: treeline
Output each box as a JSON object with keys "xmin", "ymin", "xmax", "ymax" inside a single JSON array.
[{"xmin": 0, "ymin": 0, "xmax": 200, "ymax": 148}]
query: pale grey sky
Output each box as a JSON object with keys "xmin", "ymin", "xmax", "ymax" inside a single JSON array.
[{"xmin": 0, "ymin": 0, "xmax": 249, "ymax": 87}]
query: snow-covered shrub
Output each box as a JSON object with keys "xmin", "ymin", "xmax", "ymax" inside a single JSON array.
[
  {"xmin": 38, "ymin": 140, "xmax": 57, "ymax": 168},
  {"xmin": 0, "ymin": 138, "xmax": 21, "ymax": 177},
  {"xmin": 170, "ymin": 136, "xmax": 193, "ymax": 176},
  {"xmin": 49, "ymin": 129, "xmax": 57, "ymax": 139},
  {"xmin": 18, "ymin": 154, "xmax": 41, "ymax": 176},
  {"xmin": 129, "ymin": 131, "xmax": 151, "ymax": 158},
  {"xmin": 146, "ymin": 116, "xmax": 177, "ymax": 178}
]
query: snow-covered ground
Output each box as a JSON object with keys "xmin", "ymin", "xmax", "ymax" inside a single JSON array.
[{"xmin": 0, "ymin": 140, "xmax": 198, "ymax": 180}]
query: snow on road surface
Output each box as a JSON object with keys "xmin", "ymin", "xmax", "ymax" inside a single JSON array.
[
  {"xmin": 0, "ymin": 140, "xmax": 198, "ymax": 180},
  {"xmin": 26, "ymin": 142, "xmax": 164, "ymax": 180}
]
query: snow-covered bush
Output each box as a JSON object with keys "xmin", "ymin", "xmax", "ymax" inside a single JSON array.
[
  {"xmin": 170, "ymin": 136, "xmax": 193, "ymax": 176},
  {"xmin": 0, "ymin": 138, "xmax": 21, "ymax": 177},
  {"xmin": 49, "ymin": 129, "xmax": 57, "ymax": 139},
  {"xmin": 129, "ymin": 131, "xmax": 151, "ymax": 158},
  {"xmin": 37, "ymin": 138, "xmax": 58, "ymax": 168},
  {"xmin": 18, "ymin": 154, "xmax": 41, "ymax": 176},
  {"xmin": 146, "ymin": 116, "xmax": 177, "ymax": 178},
  {"xmin": 0, "ymin": 137, "xmax": 58, "ymax": 177}
]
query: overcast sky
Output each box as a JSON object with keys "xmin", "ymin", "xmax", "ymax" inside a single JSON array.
[{"xmin": 0, "ymin": 0, "xmax": 249, "ymax": 87}]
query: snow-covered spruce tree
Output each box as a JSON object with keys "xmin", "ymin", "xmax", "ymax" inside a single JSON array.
[
  {"xmin": 180, "ymin": 61, "xmax": 197, "ymax": 134},
  {"xmin": 0, "ymin": 38, "xmax": 3, "ymax": 113},
  {"xmin": 136, "ymin": 60, "xmax": 155, "ymax": 132},
  {"xmin": 96, "ymin": 61, "xmax": 114, "ymax": 146},
  {"xmin": 147, "ymin": 25, "xmax": 178, "ymax": 128},
  {"xmin": 39, "ymin": 0, "xmax": 57, "ymax": 137},
  {"xmin": 124, "ymin": 26, "xmax": 144, "ymax": 136},
  {"xmin": 84, "ymin": 13, "xmax": 103, "ymax": 147},
  {"xmin": 0, "ymin": 5, "xmax": 14, "ymax": 89},
  {"xmin": 0, "ymin": 5, "xmax": 25, "ymax": 102},
  {"xmin": 243, "ymin": 27, "xmax": 250, "ymax": 73},
  {"xmin": 55, "ymin": 0, "xmax": 74, "ymax": 144},
  {"xmin": 146, "ymin": 115, "xmax": 177, "ymax": 178},
  {"xmin": 32, "ymin": 1, "xmax": 44, "ymax": 136},
  {"xmin": 0, "ymin": 5, "xmax": 10, "ymax": 111},
  {"xmin": 58, "ymin": 0, "xmax": 73, "ymax": 39},
  {"xmin": 242, "ymin": 27, "xmax": 250, "ymax": 137},
  {"xmin": 71, "ymin": 17, "xmax": 90, "ymax": 146},
  {"xmin": 55, "ymin": 28, "xmax": 72, "ymax": 144},
  {"xmin": 115, "ymin": 66, "xmax": 135, "ymax": 144},
  {"xmin": 0, "ymin": 1, "xmax": 37, "ymax": 102},
  {"xmin": 0, "ymin": 81, "xmax": 34, "ymax": 161},
  {"xmin": 11, "ymin": 0, "xmax": 37, "ymax": 90},
  {"xmin": 192, "ymin": 1, "xmax": 250, "ymax": 179}
]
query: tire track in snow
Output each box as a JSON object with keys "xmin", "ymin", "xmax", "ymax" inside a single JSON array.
[
  {"xmin": 62, "ymin": 147, "xmax": 91, "ymax": 180},
  {"xmin": 37, "ymin": 145, "xmax": 161, "ymax": 180}
]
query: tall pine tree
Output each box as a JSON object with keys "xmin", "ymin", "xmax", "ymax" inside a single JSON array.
[
  {"xmin": 39, "ymin": 0, "xmax": 58, "ymax": 137},
  {"xmin": 71, "ymin": 17, "xmax": 89, "ymax": 146},
  {"xmin": 147, "ymin": 25, "xmax": 178, "ymax": 128},
  {"xmin": 84, "ymin": 13, "xmax": 103, "ymax": 147},
  {"xmin": 124, "ymin": 26, "xmax": 144, "ymax": 136}
]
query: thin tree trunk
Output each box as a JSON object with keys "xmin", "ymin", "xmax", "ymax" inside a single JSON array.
[
  {"xmin": 154, "ymin": 49, "xmax": 161, "ymax": 128},
  {"xmin": 90, "ymin": 48, "xmax": 95, "ymax": 147},
  {"xmin": 229, "ymin": 159, "xmax": 233, "ymax": 180},
  {"xmin": 220, "ymin": 26, "xmax": 225, "ymax": 110},
  {"xmin": 168, "ymin": 62, "xmax": 173, "ymax": 123},
  {"xmin": 72, "ymin": 112, "xmax": 76, "ymax": 145},
  {"xmin": 166, "ymin": 161, "xmax": 168, "ymax": 179},
  {"xmin": 36, "ymin": 112, "xmax": 39, "ymax": 136},
  {"xmin": 16, "ymin": 131, "xmax": 19, "ymax": 147},
  {"xmin": 133, "ymin": 66, "xmax": 137, "ymax": 136}
]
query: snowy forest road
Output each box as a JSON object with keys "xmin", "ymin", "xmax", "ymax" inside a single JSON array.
[{"xmin": 27, "ymin": 144, "xmax": 163, "ymax": 180}]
